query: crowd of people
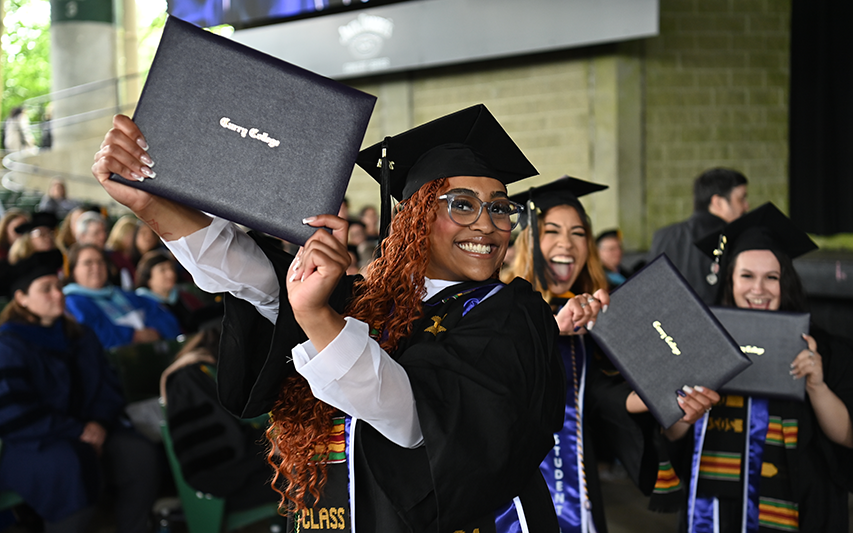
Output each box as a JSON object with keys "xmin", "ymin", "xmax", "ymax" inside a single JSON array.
[{"xmin": 0, "ymin": 104, "xmax": 850, "ymax": 533}]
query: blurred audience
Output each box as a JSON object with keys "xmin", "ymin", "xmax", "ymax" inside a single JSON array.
[
  {"xmin": 62, "ymin": 244, "xmax": 181, "ymax": 350},
  {"xmin": 135, "ymin": 250, "xmax": 220, "ymax": 334},
  {"xmin": 38, "ymin": 177, "xmax": 81, "ymax": 220},
  {"xmin": 7, "ymin": 211, "xmax": 59, "ymax": 265},
  {"xmin": 596, "ymin": 229, "xmax": 629, "ymax": 289},
  {"xmin": 74, "ymin": 211, "xmax": 108, "ymax": 249},
  {"xmin": 0, "ymin": 250, "xmax": 161, "ymax": 533},
  {"xmin": 106, "ymin": 215, "xmax": 141, "ymax": 291},
  {"xmin": 360, "ymin": 204, "xmax": 379, "ymax": 239},
  {"xmin": 0, "ymin": 209, "xmax": 29, "ymax": 262}
]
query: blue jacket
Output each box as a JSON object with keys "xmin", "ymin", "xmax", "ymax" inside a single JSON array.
[
  {"xmin": 64, "ymin": 286, "xmax": 182, "ymax": 350},
  {"xmin": 0, "ymin": 320, "xmax": 125, "ymax": 521}
]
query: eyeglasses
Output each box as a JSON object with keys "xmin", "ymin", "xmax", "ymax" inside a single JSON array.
[
  {"xmin": 438, "ymin": 193, "xmax": 524, "ymax": 232},
  {"xmin": 30, "ymin": 228, "xmax": 54, "ymax": 239}
]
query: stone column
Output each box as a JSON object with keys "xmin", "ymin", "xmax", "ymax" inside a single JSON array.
[{"xmin": 50, "ymin": 0, "xmax": 116, "ymax": 149}]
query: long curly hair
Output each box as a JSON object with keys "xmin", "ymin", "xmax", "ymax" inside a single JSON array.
[
  {"xmin": 265, "ymin": 178, "xmax": 444, "ymax": 515},
  {"xmin": 502, "ymin": 204, "xmax": 607, "ymax": 302}
]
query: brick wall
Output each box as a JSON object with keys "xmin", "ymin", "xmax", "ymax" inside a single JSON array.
[
  {"xmin": 346, "ymin": 0, "xmax": 792, "ymax": 250},
  {"xmin": 644, "ymin": 0, "xmax": 791, "ymax": 243}
]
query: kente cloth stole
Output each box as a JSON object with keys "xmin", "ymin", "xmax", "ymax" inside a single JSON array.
[
  {"xmin": 296, "ymin": 416, "xmax": 353, "ymax": 532},
  {"xmin": 687, "ymin": 395, "xmax": 800, "ymax": 533},
  {"xmin": 540, "ymin": 336, "xmax": 593, "ymax": 533}
]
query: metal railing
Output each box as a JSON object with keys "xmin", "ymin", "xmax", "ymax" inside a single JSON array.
[{"xmin": 1, "ymin": 71, "xmax": 146, "ymax": 200}]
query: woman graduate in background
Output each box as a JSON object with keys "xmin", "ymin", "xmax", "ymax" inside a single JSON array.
[
  {"xmin": 671, "ymin": 203, "xmax": 853, "ymax": 532},
  {"xmin": 90, "ymin": 105, "xmax": 585, "ymax": 532},
  {"xmin": 502, "ymin": 177, "xmax": 717, "ymax": 533}
]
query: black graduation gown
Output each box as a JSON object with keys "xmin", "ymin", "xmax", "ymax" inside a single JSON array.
[
  {"xmin": 164, "ymin": 361, "xmax": 279, "ymax": 511},
  {"xmin": 670, "ymin": 327, "xmax": 853, "ymax": 532},
  {"xmin": 216, "ymin": 235, "xmax": 566, "ymax": 532},
  {"xmin": 647, "ymin": 211, "xmax": 726, "ymax": 305}
]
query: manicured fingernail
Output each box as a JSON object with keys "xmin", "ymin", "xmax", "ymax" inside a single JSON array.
[
  {"xmin": 694, "ymin": 385, "xmax": 705, "ymax": 392},
  {"xmin": 140, "ymin": 154, "xmax": 154, "ymax": 167},
  {"xmin": 573, "ymin": 326, "xmax": 581, "ymax": 332},
  {"xmin": 682, "ymin": 385, "xmax": 694, "ymax": 394},
  {"xmin": 288, "ymin": 271, "xmax": 298, "ymax": 283},
  {"xmin": 302, "ymin": 217, "xmax": 316, "ymax": 224},
  {"xmin": 676, "ymin": 389, "xmax": 687, "ymax": 397},
  {"xmin": 790, "ymin": 362, "xmax": 796, "ymax": 369},
  {"xmin": 300, "ymin": 273, "xmax": 305, "ymax": 282},
  {"xmin": 140, "ymin": 166, "xmax": 156, "ymax": 178},
  {"xmin": 602, "ymin": 304, "xmax": 609, "ymax": 313},
  {"xmin": 137, "ymin": 138, "xmax": 149, "ymax": 150},
  {"xmin": 130, "ymin": 172, "xmax": 143, "ymax": 181},
  {"xmin": 586, "ymin": 321, "xmax": 594, "ymax": 331},
  {"xmin": 677, "ymin": 396, "xmax": 685, "ymax": 404}
]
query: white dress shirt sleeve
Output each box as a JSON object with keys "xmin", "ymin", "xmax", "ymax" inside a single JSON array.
[
  {"xmin": 163, "ymin": 218, "xmax": 423, "ymax": 446},
  {"xmin": 163, "ymin": 216, "xmax": 281, "ymax": 323},
  {"xmin": 292, "ymin": 317, "xmax": 423, "ymax": 448}
]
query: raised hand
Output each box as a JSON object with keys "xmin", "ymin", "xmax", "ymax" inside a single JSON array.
[
  {"xmin": 555, "ymin": 288, "xmax": 610, "ymax": 335},
  {"xmin": 286, "ymin": 215, "xmax": 350, "ymax": 351}
]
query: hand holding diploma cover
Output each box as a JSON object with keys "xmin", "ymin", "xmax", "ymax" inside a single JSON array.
[
  {"xmin": 710, "ymin": 306, "xmax": 809, "ymax": 401},
  {"xmin": 109, "ymin": 16, "xmax": 376, "ymax": 245},
  {"xmin": 588, "ymin": 254, "xmax": 752, "ymax": 428}
]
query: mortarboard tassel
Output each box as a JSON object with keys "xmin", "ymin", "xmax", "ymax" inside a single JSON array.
[{"xmin": 377, "ymin": 136, "xmax": 393, "ymax": 256}]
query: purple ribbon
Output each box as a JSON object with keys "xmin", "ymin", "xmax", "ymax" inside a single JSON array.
[
  {"xmin": 539, "ymin": 336, "xmax": 586, "ymax": 532},
  {"xmin": 688, "ymin": 397, "xmax": 770, "ymax": 533}
]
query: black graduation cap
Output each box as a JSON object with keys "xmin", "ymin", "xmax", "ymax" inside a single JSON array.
[
  {"xmin": 15, "ymin": 211, "xmax": 58, "ymax": 235},
  {"xmin": 508, "ymin": 175, "xmax": 608, "ymax": 292},
  {"xmin": 0, "ymin": 249, "xmax": 64, "ymax": 297},
  {"xmin": 356, "ymin": 104, "xmax": 538, "ymax": 241},
  {"xmin": 508, "ymin": 175, "xmax": 608, "ymax": 230},
  {"xmin": 695, "ymin": 202, "xmax": 817, "ymax": 284}
]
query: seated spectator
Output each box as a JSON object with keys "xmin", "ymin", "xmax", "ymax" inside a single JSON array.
[
  {"xmin": 74, "ymin": 210, "xmax": 108, "ymax": 249},
  {"xmin": 0, "ymin": 209, "xmax": 29, "ymax": 262},
  {"xmin": 359, "ymin": 204, "xmax": 380, "ymax": 240},
  {"xmin": 595, "ymin": 229, "xmax": 630, "ymax": 289},
  {"xmin": 7, "ymin": 211, "xmax": 59, "ymax": 265},
  {"xmin": 106, "ymin": 214, "xmax": 141, "ymax": 291},
  {"xmin": 0, "ymin": 250, "xmax": 161, "ymax": 533},
  {"xmin": 133, "ymin": 222, "xmax": 166, "ymax": 262},
  {"xmin": 38, "ymin": 177, "xmax": 81, "ymax": 220},
  {"xmin": 62, "ymin": 244, "xmax": 181, "ymax": 350},
  {"xmin": 160, "ymin": 327, "xmax": 279, "ymax": 511},
  {"xmin": 135, "ymin": 250, "xmax": 220, "ymax": 334},
  {"xmin": 55, "ymin": 206, "xmax": 84, "ymax": 257}
]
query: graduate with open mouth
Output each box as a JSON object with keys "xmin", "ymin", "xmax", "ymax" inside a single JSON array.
[
  {"xmin": 502, "ymin": 176, "xmax": 717, "ymax": 533},
  {"xmin": 91, "ymin": 104, "xmax": 580, "ymax": 532}
]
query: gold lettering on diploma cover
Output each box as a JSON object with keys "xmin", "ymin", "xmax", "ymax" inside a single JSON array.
[
  {"xmin": 652, "ymin": 321, "xmax": 682, "ymax": 355},
  {"xmin": 740, "ymin": 345, "xmax": 765, "ymax": 356},
  {"xmin": 299, "ymin": 507, "xmax": 348, "ymax": 530}
]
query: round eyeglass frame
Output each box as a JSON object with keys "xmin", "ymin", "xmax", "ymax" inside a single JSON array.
[{"xmin": 437, "ymin": 193, "xmax": 525, "ymax": 232}]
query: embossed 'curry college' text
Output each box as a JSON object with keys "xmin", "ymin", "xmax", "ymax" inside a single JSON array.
[
  {"xmin": 219, "ymin": 117, "xmax": 281, "ymax": 148},
  {"xmin": 652, "ymin": 320, "xmax": 681, "ymax": 355}
]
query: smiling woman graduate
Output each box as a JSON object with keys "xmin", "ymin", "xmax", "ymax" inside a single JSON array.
[
  {"xmin": 91, "ymin": 104, "xmax": 571, "ymax": 532},
  {"xmin": 502, "ymin": 177, "xmax": 699, "ymax": 533}
]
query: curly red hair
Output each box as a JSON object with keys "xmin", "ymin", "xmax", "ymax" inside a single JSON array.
[{"xmin": 265, "ymin": 178, "xmax": 445, "ymax": 515}]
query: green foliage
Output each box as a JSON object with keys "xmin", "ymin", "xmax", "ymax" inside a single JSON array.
[{"xmin": 2, "ymin": 0, "xmax": 52, "ymax": 121}]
